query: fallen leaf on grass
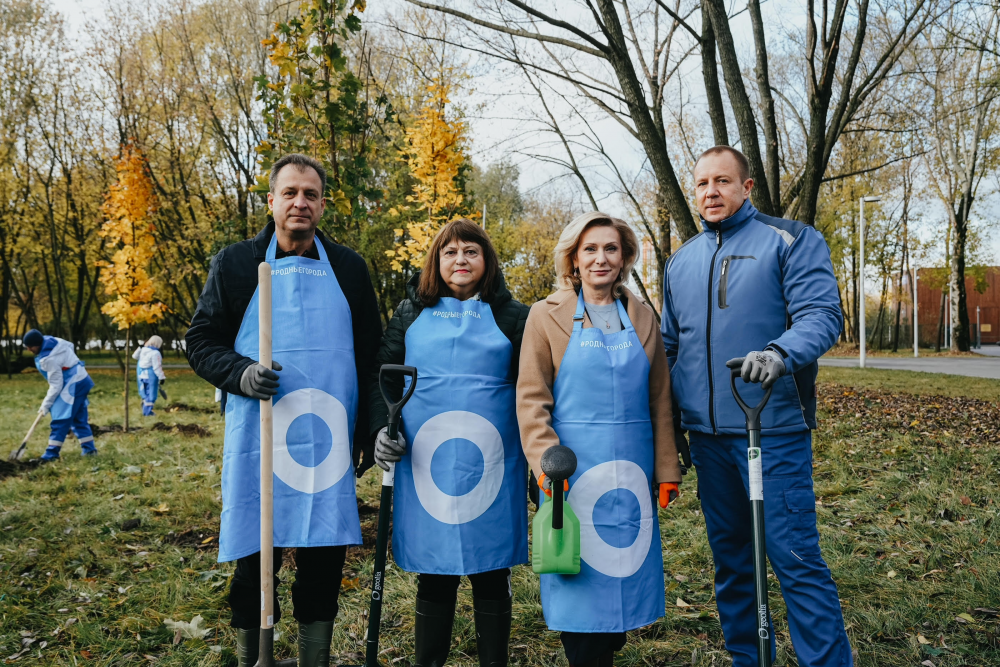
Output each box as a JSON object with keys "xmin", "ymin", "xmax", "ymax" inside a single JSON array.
[
  {"xmin": 151, "ymin": 504, "xmax": 170, "ymax": 514},
  {"xmin": 200, "ymin": 536, "xmax": 215, "ymax": 544},
  {"xmin": 955, "ymin": 613, "xmax": 975, "ymax": 624},
  {"xmin": 341, "ymin": 577, "xmax": 360, "ymax": 590},
  {"xmin": 921, "ymin": 661, "xmax": 935, "ymax": 667},
  {"xmin": 674, "ymin": 574, "xmax": 689, "ymax": 583},
  {"xmin": 960, "ymin": 496, "xmax": 971, "ymax": 506},
  {"xmin": 887, "ymin": 570, "xmax": 896, "ymax": 578},
  {"xmin": 163, "ymin": 615, "xmax": 210, "ymax": 640},
  {"xmin": 917, "ymin": 634, "xmax": 931, "ymax": 644},
  {"xmin": 112, "ymin": 494, "xmax": 124, "ymax": 501},
  {"xmin": 80, "ymin": 650, "xmax": 93, "ymax": 659},
  {"xmin": 675, "ymin": 598, "xmax": 691, "ymax": 607},
  {"xmin": 920, "ymin": 569, "xmax": 943, "ymax": 579},
  {"xmin": 121, "ymin": 466, "xmax": 141, "ymax": 475}
]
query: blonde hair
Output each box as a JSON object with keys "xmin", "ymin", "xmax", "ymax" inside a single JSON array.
[{"xmin": 554, "ymin": 211, "xmax": 639, "ymax": 297}]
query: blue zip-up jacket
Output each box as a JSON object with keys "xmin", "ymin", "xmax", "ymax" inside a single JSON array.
[{"xmin": 661, "ymin": 200, "xmax": 842, "ymax": 435}]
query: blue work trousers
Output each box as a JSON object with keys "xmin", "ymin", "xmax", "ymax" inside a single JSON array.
[
  {"xmin": 689, "ymin": 431, "xmax": 852, "ymax": 667},
  {"xmin": 45, "ymin": 392, "xmax": 96, "ymax": 460},
  {"xmin": 138, "ymin": 373, "xmax": 159, "ymax": 416}
]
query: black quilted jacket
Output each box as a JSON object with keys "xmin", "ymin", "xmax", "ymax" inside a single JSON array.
[{"xmin": 368, "ymin": 271, "xmax": 530, "ymax": 437}]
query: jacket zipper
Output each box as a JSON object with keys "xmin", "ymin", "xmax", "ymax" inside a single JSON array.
[
  {"xmin": 718, "ymin": 255, "xmax": 756, "ymax": 309},
  {"xmin": 707, "ymin": 230, "xmax": 722, "ymax": 434}
]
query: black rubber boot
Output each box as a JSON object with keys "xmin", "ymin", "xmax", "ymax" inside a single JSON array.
[
  {"xmin": 236, "ymin": 627, "xmax": 259, "ymax": 667},
  {"xmin": 298, "ymin": 620, "xmax": 334, "ymax": 667},
  {"xmin": 598, "ymin": 651, "xmax": 614, "ymax": 667},
  {"xmin": 473, "ymin": 596, "xmax": 512, "ymax": 667},
  {"xmin": 414, "ymin": 597, "xmax": 456, "ymax": 667}
]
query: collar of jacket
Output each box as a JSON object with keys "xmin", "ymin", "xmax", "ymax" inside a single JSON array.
[
  {"xmin": 404, "ymin": 270, "xmax": 513, "ymax": 308},
  {"xmin": 701, "ymin": 198, "xmax": 758, "ymax": 237},
  {"xmin": 251, "ymin": 219, "xmax": 336, "ymax": 265}
]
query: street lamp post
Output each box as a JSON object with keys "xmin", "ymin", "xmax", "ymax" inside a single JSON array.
[
  {"xmin": 859, "ymin": 196, "xmax": 881, "ymax": 368},
  {"xmin": 913, "ymin": 268, "xmax": 919, "ymax": 358}
]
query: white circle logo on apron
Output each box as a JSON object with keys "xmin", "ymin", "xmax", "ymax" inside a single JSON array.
[
  {"xmin": 569, "ymin": 460, "xmax": 654, "ymax": 578},
  {"xmin": 411, "ymin": 410, "xmax": 504, "ymax": 525},
  {"xmin": 272, "ymin": 388, "xmax": 352, "ymax": 494}
]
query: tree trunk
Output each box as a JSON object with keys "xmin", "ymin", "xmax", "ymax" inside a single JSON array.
[
  {"xmin": 124, "ymin": 325, "xmax": 131, "ymax": 432},
  {"xmin": 747, "ymin": 0, "xmax": 781, "ymax": 215},
  {"xmin": 950, "ymin": 216, "xmax": 971, "ymax": 351},
  {"xmin": 704, "ymin": 0, "xmax": 774, "ymax": 215},
  {"xmin": 593, "ymin": 0, "xmax": 699, "ymax": 242},
  {"xmin": 700, "ymin": 1, "xmax": 728, "ymax": 146}
]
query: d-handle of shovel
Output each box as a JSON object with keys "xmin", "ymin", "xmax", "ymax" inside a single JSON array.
[
  {"xmin": 379, "ymin": 364, "xmax": 418, "ymax": 442},
  {"xmin": 728, "ymin": 360, "xmax": 773, "ymax": 433},
  {"xmin": 541, "ymin": 446, "xmax": 577, "ymax": 530}
]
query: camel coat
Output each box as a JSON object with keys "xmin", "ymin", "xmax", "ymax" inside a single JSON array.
[{"xmin": 516, "ymin": 286, "xmax": 682, "ymax": 485}]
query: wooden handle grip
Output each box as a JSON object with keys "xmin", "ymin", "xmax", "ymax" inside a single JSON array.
[{"xmin": 258, "ymin": 261, "xmax": 274, "ymax": 630}]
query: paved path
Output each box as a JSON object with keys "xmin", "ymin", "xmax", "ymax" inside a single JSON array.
[
  {"xmin": 819, "ymin": 356, "xmax": 1000, "ymax": 380},
  {"xmin": 973, "ymin": 346, "xmax": 1000, "ymax": 357}
]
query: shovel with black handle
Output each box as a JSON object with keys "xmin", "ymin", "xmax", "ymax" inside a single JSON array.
[
  {"xmin": 727, "ymin": 359, "xmax": 774, "ymax": 667},
  {"xmin": 344, "ymin": 364, "xmax": 417, "ymax": 667}
]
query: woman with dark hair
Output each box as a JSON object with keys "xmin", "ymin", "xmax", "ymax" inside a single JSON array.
[
  {"xmin": 369, "ymin": 218, "xmax": 529, "ymax": 667},
  {"xmin": 517, "ymin": 212, "xmax": 682, "ymax": 667}
]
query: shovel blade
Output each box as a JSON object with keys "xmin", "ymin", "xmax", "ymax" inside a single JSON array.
[{"xmin": 8, "ymin": 444, "xmax": 26, "ymax": 462}]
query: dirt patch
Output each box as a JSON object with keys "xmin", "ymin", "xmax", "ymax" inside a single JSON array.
[
  {"xmin": 150, "ymin": 422, "xmax": 212, "ymax": 437},
  {"xmin": 164, "ymin": 528, "xmax": 220, "ymax": 548},
  {"xmin": 91, "ymin": 424, "xmax": 144, "ymax": 434},
  {"xmin": 164, "ymin": 402, "xmax": 218, "ymax": 415},
  {"xmin": 819, "ymin": 383, "xmax": 1000, "ymax": 445},
  {"xmin": 0, "ymin": 459, "xmax": 38, "ymax": 480}
]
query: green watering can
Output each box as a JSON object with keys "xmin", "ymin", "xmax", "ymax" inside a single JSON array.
[{"xmin": 532, "ymin": 445, "xmax": 581, "ymax": 575}]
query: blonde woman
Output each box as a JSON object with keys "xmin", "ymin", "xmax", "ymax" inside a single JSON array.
[{"xmin": 516, "ymin": 212, "xmax": 682, "ymax": 667}]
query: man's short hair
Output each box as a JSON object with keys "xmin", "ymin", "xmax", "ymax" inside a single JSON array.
[
  {"xmin": 696, "ymin": 146, "xmax": 751, "ymax": 183},
  {"xmin": 270, "ymin": 154, "xmax": 327, "ymax": 193}
]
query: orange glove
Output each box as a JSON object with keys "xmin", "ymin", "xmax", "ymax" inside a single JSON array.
[
  {"xmin": 538, "ymin": 473, "xmax": 569, "ymax": 499},
  {"xmin": 659, "ymin": 483, "xmax": 679, "ymax": 508}
]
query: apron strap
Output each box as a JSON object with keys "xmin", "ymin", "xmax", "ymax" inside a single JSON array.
[
  {"xmin": 616, "ymin": 297, "xmax": 635, "ymax": 333},
  {"xmin": 265, "ymin": 231, "xmax": 330, "ymax": 263},
  {"xmin": 573, "ymin": 291, "xmax": 586, "ymax": 332}
]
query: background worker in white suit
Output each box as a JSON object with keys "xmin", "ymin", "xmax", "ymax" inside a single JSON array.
[{"xmin": 132, "ymin": 335, "xmax": 167, "ymax": 416}]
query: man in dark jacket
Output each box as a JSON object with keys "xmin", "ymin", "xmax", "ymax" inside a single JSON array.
[
  {"xmin": 662, "ymin": 147, "xmax": 851, "ymax": 667},
  {"xmin": 186, "ymin": 154, "xmax": 382, "ymax": 667}
]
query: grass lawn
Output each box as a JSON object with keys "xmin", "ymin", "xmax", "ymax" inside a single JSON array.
[{"xmin": 0, "ymin": 367, "xmax": 996, "ymax": 665}]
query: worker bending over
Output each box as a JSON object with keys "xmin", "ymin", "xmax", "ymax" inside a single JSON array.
[{"xmin": 22, "ymin": 329, "xmax": 96, "ymax": 461}]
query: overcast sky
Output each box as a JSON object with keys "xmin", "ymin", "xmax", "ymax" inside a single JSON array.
[{"xmin": 60, "ymin": 0, "xmax": 999, "ymax": 268}]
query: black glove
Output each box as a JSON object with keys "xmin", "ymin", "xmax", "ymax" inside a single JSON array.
[
  {"xmin": 239, "ymin": 361, "xmax": 282, "ymax": 400},
  {"xmin": 727, "ymin": 350, "xmax": 786, "ymax": 390},
  {"xmin": 675, "ymin": 428, "xmax": 692, "ymax": 474},
  {"xmin": 374, "ymin": 426, "xmax": 407, "ymax": 471}
]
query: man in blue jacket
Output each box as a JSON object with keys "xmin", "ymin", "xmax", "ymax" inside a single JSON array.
[{"xmin": 662, "ymin": 146, "xmax": 851, "ymax": 666}]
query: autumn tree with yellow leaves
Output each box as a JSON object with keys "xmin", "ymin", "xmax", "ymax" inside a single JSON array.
[
  {"xmin": 387, "ymin": 80, "xmax": 468, "ymax": 271},
  {"xmin": 99, "ymin": 145, "xmax": 165, "ymax": 430}
]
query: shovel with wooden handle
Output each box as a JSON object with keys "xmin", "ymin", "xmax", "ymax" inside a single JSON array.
[
  {"xmin": 253, "ymin": 262, "xmax": 297, "ymax": 667},
  {"xmin": 9, "ymin": 411, "xmax": 44, "ymax": 462}
]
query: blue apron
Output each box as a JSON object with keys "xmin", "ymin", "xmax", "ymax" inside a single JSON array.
[
  {"xmin": 35, "ymin": 342, "xmax": 94, "ymax": 421},
  {"xmin": 394, "ymin": 297, "xmax": 528, "ymax": 575},
  {"xmin": 218, "ymin": 235, "xmax": 362, "ymax": 563},
  {"xmin": 541, "ymin": 292, "xmax": 665, "ymax": 632}
]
